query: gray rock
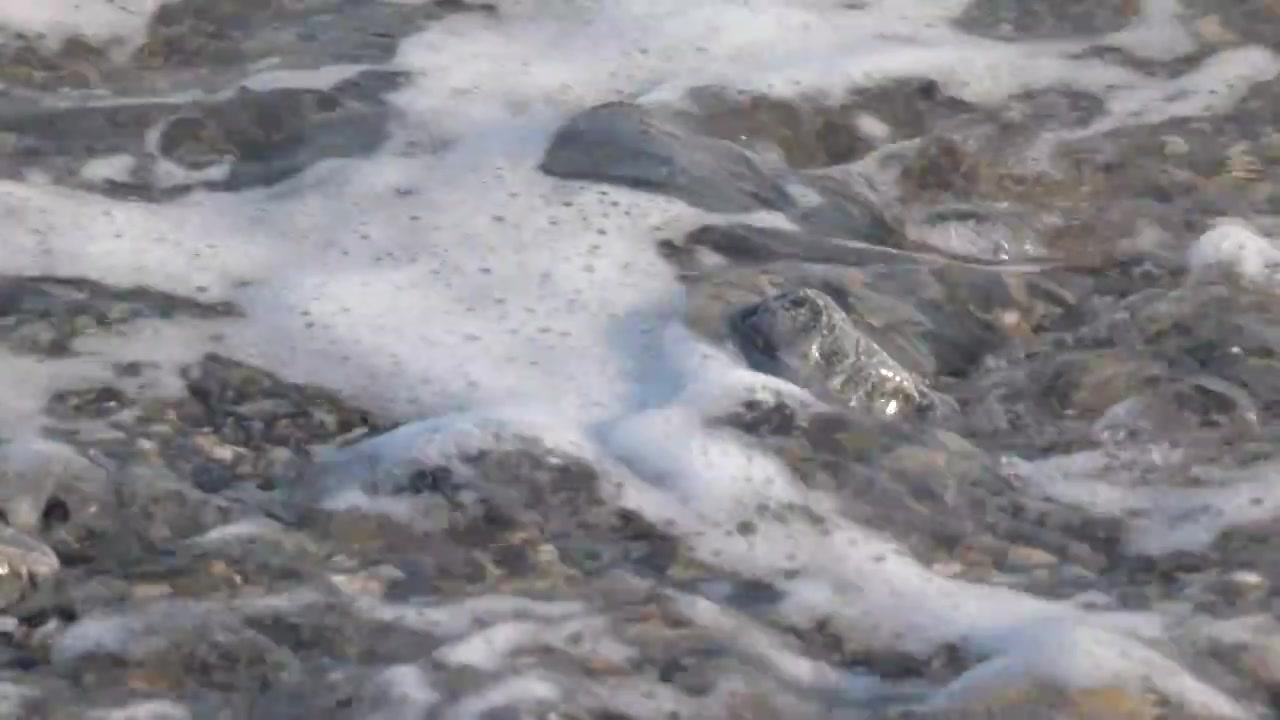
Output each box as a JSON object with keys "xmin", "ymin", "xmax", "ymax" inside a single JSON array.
[
  {"xmin": 732, "ymin": 288, "xmax": 927, "ymax": 419},
  {"xmin": 718, "ymin": 398, "xmax": 1120, "ymax": 579},
  {"xmin": 0, "ymin": 70, "xmax": 405, "ymax": 199},
  {"xmin": 51, "ymin": 602, "xmax": 303, "ymax": 692},
  {"xmin": 0, "ymin": 276, "xmax": 238, "ymax": 356},
  {"xmin": 540, "ymin": 102, "xmax": 794, "ymax": 213},
  {"xmin": 790, "ymin": 173, "xmax": 904, "ymax": 248},
  {"xmin": 955, "ymin": 0, "xmax": 1138, "ymax": 39}
]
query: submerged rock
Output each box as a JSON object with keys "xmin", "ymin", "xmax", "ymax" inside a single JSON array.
[
  {"xmin": 718, "ymin": 400, "xmax": 1121, "ymax": 572},
  {"xmin": 955, "ymin": 0, "xmax": 1140, "ymax": 39},
  {"xmin": 298, "ymin": 434, "xmax": 684, "ymax": 585},
  {"xmin": 0, "ymin": 276, "xmax": 238, "ymax": 356},
  {"xmin": 0, "ymin": 70, "xmax": 405, "ymax": 198},
  {"xmin": 676, "ymin": 79, "xmax": 974, "ymax": 170},
  {"xmin": 0, "ymin": 0, "xmax": 489, "ymax": 95}
]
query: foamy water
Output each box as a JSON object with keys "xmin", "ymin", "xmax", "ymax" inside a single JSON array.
[{"xmin": 5, "ymin": 0, "xmax": 1280, "ymax": 716}]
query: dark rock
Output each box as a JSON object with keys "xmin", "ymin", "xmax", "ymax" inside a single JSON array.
[
  {"xmin": 0, "ymin": 69, "xmax": 405, "ymax": 198},
  {"xmin": 299, "ymin": 435, "xmax": 690, "ymax": 588},
  {"xmin": 0, "ymin": 0, "xmax": 491, "ymax": 95},
  {"xmin": 0, "ymin": 276, "xmax": 238, "ymax": 357},
  {"xmin": 717, "ymin": 400, "xmax": 1124, "ymax": 570},
  {"xmin": 789, "ymin": 173, "xmax": 904, "ymax": 247},
  {"xmin": 1181, "ymin": 1, "xmax": 1280, "ymax": 51},
  {"xmin": 45, "ymin": 386, "xmax": 132, "ymax": 422},
  {"xmin": 540, "ymin": 102, "xmax": 794, "ymax": 213},
  {"xmin": 52, "ymin": 604, "xmax": 302, "ymax": 693},
  {"xmin": 678, "ymin": 79, "xmax": 975, "ymax": 166},
  {"xmin": 955, "ymin": 0, "xmax": 1140, "ymax": 39},
  {"xmin": 678, "ymin": 85, "xmax": 871, "ymax": 168}
]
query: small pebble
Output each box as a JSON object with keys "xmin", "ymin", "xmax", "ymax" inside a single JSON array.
[
  {"xmin": 130, "ymin": 583, "xmax": 174, "ymax": 600},
  {"xmin": 1004, "ymin": 545, "xmax": 1059, "ymax": 571},
  {"xmin": 1195, "ymin": 14, "xmax": 1240, "ymax": 45},
  {"xmin": 1161, "ymin": 135, "xmax": 1190, "ymax": 157}
]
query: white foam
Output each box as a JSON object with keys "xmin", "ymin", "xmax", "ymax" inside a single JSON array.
[
  {"xmin": 0, "ymin": 436, "xmax": 103, "ymax": 530},
  {"xmin": 0, "ymin": 682, "xmax": 39, "ymax": 719},
  {"xmin": 1102, "ymin": 0, "xmax": 1200, "ymax": 62},
  {"xmin": 50, "ymin": 601, "xmax": 211, "ymax": 664},
  {"xmin": 357, "ymin": 665, "xmax": 441, "ymax": 720},
  {"xmin": 442, "ymin": 674, "xmax": 562, "ymax": 720},
  {"xmin": 0, "ymin": 319, "xmax": 232, "ymax": 440},
  {"xmin": 661, "ymin": 588, "xmax": 878, "ymax": 696},
  {"xmin": 332, "ymin": 387, "xmax": 1241, "ymax": 714},
  {"xmin": 1186, "ymin": 219, "xmax": 1280, "ymax": 284},
  {"xmin": 931, "ymin": 620, "xmax": 1242, "ymax": 718},
  {"xmin": 603, "ymin": 395, "xmax": 1244, "ymax": 714},
  {"xmin": 348, "ymin": 594, "xmax": 588, "ymax": 639},
  {"xmin": 1011, "ymin": 450, "xmax": 1280, "ymax": 556},
  {"xmin": 79, "ymin": 155, "xmax": 138, "ymax": 186},
  {"xmin": 85, "ymin": 700, "xmax": 192, "ymax": 720},
  {"xmin": 433, "ymin": 615, "xmax": 633, "ymax": 672}
]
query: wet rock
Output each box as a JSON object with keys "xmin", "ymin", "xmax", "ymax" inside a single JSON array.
[
  {"xmin": 1003, "ymin": 544, "xmax": 1059, "ymax": 571},
  {"xmin": 718, "ymin": 402, "xmax": 1121, "ymax": 569},
  {"xmin": 0, "ymin": 681, "xmax": 45, "ymax": 718},
  {"xmin": 177, "ymin": 353, "xmax": 388, "ymax": 451},
  {"xmin": 34, "ymin": 457, "xmax": 254, "ymax": 578},
  {"xmin": 671, "ymin": 221, "xmax": 1026, "ymax": 280},
  {"xmin": 790, "ymin": 173, "xmax": 906, "ymax": 247},
  {"xmin": 958, "ymin": 349, "xmax": 1170, "ymax": 451},
  {"xmin": 51, "ymin": 602, "xmax": 303, "ymax": 692},
  {"xmin": 0, "ymin": 277, "xmax": 238, "ymax": 357},
  {"xmin": 1093, "ymin": 374, "xmax": 1263, "ymax": 446},
  {"xmin": 1182, "ymin": 2, "xmax": 1280, "ymax": 51},
  {"xmin": 677, "ymin": 80, "xmax": 974, "ymax": 169},
  {"xmin": 0, "ymin": 70, "xmax": 406, "ymax": 198},
  {"xmin": 1186, "ymin": 614, "xmax": 1280, "ymax": 703},
  {"xmin": 45, "ymin": 386, "xmax": 132, "ymax": 422},
  {"xmin": 540, "ymin": 102, "xmax": 794, "ymax": 213},
  {"xmin": 899, "ymin": 135, "xmax": 982, "ymax": 199},
  {"xmin": 1095, "ymin": 277, "xmax": 1280, "ymax": 423},
  {"xmin": 732, "ymin": 288, "xmax": 928, "ymax": 418},
  {"xmin": 955, "ymin": 0, "xmax": 1140, "ymax": 39},
  {"xmin": 299, "ymin": 433, "xmax": 686, "ymax": 588},
  {"xmin": 0, "ymin": 0, "xmax": 491, "ymax": 95},
  {"xmin": 56, "ymin": 353, "xmax": 392, "ymax": 502},
  {"xmin": 678, "ymin": 85, "xmax": 873, "ymax": 169},
  {"xmin": 902, "ymin": 683, "xmax": 1161, "ymax": 720}
]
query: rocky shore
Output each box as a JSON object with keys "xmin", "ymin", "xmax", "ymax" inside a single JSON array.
[{"xmin": 2, "ymin": 1, "xmax": 1280, "ymax": 718}]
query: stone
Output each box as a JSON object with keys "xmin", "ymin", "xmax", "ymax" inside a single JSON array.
[
  {"xmin": 955, "ymin": 0, "xmax": 1139, "ymax": 39},
  {"xmin": 540, "ymin": 101, "xmax": 794, "ymax": 213},
  {"xmin": 1004, "ymin": 544, "xmax": 1059, "ymax": 571}
]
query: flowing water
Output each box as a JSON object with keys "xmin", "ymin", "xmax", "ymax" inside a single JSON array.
[{"xmin": 1, "ymin": 0, "xmax": 1280, "ymax": 718}]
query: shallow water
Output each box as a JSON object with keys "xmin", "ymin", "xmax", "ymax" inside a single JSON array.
[{"xmin": 3, "ymin": 0, "xmax": 1280, "ymax": 718}]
